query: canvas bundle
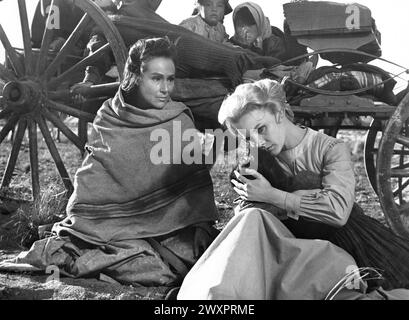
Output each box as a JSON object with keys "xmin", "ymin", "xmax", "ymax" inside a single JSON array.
[{"xmin": 283, "ymin": 1, "xmax": 382, "ymax": 64}]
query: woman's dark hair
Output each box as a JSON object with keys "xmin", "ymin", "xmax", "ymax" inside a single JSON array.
[
  {"xmin": 234, "ymin": 7, "xmax": 256, "ymax": 28},
  {"xmin": 121, "ymin": 36, "xmax": 177, "ymax": 92}
]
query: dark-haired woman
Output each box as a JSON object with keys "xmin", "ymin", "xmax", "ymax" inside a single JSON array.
[{"xmin": 1, "ymin": 37, "xmax": 218, "ymax": 291}]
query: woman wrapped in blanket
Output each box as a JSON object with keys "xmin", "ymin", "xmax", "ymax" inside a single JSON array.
[
  {"xmin": 0, "ymin": 37, "xmax": 219, "ymax": 292},
  {"xmin": 177, "ymin": 79, "xmax": 409, "ymax": 300}
]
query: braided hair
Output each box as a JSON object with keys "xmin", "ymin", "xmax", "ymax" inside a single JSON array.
[{"xmin": 121, "ymin": 36, "xmax": 177, "ymax": 92}]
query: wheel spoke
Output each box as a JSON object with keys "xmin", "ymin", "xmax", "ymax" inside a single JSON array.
[
  {"xmin": 78, "ymin": 118, "xmax": 88, "ymax": 148},
  {"xmin": 393, "ymin": 179, "xmax": 409, "ymax": 198},
  {"xmin": 0, "ymin": 108, "xmax": 12, "ymax": 121},
  {"xmin": 391, "ymin": 169, "xmax": 409, "ymax": 178},
  {"xmin": 398, "ymin": 202, "xmax": 409, "ymax": 216},
  {"xmin": 391, "ymin": 162, "xmax": 409, "ymax": 171},
  {"xmin": 28, "ymin": 119, "xmax": 40, "ymax": 200},
  {"xmin": 73, "ymin": 82, "xmax": 119, "ymax": 98},
  {"xmin": 41, "ymin": 107, "xmax": 85, "ymax": 151},
  {"xmin": 399, "ymin": 179, "xmax": 404, "ymax": 204},
  {"xmin": 396, "ymin": 134, "xmax": 409, "ymax": 149},
  {"xmin": 392, "ymin": 150, "xmax": 409, "ymax": 156},
  {"xmin": 1, "ymin": 119, "xmax": 27, "ymax": 189},
  {"xmin": 47, "ymin": 43, "xmax": 111, "ymax": 89},
  {"xmin": 47, "ymin": 100, "xmax": 95, "ymax": 123},
  {"xmin": 0, "ymin": 114, "xmax": 19, "ymax": 145},
  {"xmin": 43, "ymin": 13, "xmax": 91, "ymax": 80},
  {"xmin": 48, "ymin": 89, "xmax": 71, "ymax": 101},
  {"xmin": 36, "ymin": 0, "xmax": 60, "ymax": 76},
  {"xmin": 0, "ymin": 63, "xmax": 17, "ymax": 82},
  {"xmin": 36, "ymin": 115, "xmax": 73, "ymax": 193},
  {"xmin": 17, "ymin": 0, "xmax": 34, "ymax": 75},
  {"xmin": 0, "ymin": 24, "xmax": 25, "ymax": 76}
]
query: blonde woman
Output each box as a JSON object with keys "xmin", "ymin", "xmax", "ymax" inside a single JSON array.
[{"xmin": 178, "ymin": 79, "xmax": 409, "ymax": 300}]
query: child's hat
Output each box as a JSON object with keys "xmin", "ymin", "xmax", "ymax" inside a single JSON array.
[{"xmin": 192, "ymin": 0, "xmax": 233, "ymax": 16}]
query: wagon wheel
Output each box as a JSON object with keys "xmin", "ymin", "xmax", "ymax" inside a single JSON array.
[
  {"xmin": 0, "ymin": 0, "xmax": 127, "ymax": 202},
  {"xmin": 377, "ymin": 92, "xmax": 409, "ymax": 237},
  {"xmin": 364, "ymin": 119, "xmax": 384, "ymax": 194}
]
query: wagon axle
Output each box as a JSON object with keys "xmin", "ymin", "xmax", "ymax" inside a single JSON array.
[{"xmin": 2, "ymin": 80, "xmax": 42, "ymax": 113}]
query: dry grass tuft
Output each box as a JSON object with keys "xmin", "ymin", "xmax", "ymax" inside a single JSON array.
[{"xmin": 1, "ymin": 182, "xmax": 68, "ymax": 249}]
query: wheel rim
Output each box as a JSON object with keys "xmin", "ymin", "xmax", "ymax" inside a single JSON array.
[
  {"xmin": 364, "ymin": 119, "xmax": 383, "ymax": 194},
  {"xmin": 0, "ymin": 0, "xmax": 127, "ymax": 201},
  {"xmin": 377, "ymin": 92, "xmax": 409, "ymax": 237}
]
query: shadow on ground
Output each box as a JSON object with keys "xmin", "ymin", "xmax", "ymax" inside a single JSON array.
[{"xmin": 0, "ymin": 252, "xmax": 168, "ymax": 300}]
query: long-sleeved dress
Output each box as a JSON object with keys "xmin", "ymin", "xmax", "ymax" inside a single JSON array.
[
  {"xmin": 178, "ymin": 128, "xmax": 409, "ymax": 299},
  {"xmin": 272, "ymin": 129, "xmax": 409, "ymax": 290}
]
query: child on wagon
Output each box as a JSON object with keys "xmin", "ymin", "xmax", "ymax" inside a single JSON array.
[
  {"xmin": 179, "ymin": 0, "xmax": 232, "ymax": 43},
  {"xmin": 230, "ymin": 2, "xmax": 307, "ymax": 64}
]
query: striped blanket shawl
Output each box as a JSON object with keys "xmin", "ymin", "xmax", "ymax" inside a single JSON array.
[{"xmin": 53, "ymin": 89, "xmax": 218, "ymax": 245}]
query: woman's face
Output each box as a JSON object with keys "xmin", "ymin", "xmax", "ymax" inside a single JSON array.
[
  {"xmin": 234, "ymin": 22, "xmax": 259, "ymax": 46},
  {"xmin": 136, "ymin": 57, "xmax": 175, "ymax": 109},
  {"xmin": 233, "ymin": 108, "xmax": 286, "ymax": 156},
  {"xmin": 200, "ymin": 0, "xmax": 225, "ymax": 26}
]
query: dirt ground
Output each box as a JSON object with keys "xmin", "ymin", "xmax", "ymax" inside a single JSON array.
[{"xmin": 0, "ymin": 123, "xmax": 384, "ymax": 300}]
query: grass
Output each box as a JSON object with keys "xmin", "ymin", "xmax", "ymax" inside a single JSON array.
[
  {"xmin": 0, "ymin": 181, "xmax": 68, "ymax": 249},
  {"xmin": 0, "ymin": 119, "xmax": 83, "ymax": 249}
]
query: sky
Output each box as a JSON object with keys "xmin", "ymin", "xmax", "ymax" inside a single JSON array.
[{"xmin": 0, "ymin": 0, "xmax": 408, "ymax": 89}]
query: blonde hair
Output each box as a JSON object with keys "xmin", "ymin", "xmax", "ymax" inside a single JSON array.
[{"xmin": 218, "ymin": 79, "xmax": 293, "ymax": 133}]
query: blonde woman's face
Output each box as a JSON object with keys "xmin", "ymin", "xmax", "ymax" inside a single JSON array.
[
  {"xmin": 234, "ymin": 108, "xmax": 285, "ymax": 156},
  {"xmin": 200, "ymin": 0, "xmax": 225, "ymax": 26}
]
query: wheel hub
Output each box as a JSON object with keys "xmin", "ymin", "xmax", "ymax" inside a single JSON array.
[{"xmin": 2, "ymin": 80, "xmax": 42, "ymax": 113}]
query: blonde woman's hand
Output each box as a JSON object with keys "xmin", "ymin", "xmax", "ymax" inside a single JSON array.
[{"xmin": 231, "ymin": 168, "xmax": 274, "ymax": 203}]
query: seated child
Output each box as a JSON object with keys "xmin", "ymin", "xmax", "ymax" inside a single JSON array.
[
  {"xmin": 230, "ymin": 2, "xmax": 307, "ymax": 64},
  {"xmin": 179, "ymin": 0, "xmax": 232, "ymax": 43}
]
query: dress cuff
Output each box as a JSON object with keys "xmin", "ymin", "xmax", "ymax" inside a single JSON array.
[{"xmin": 284, "ymin": 192, "xmax": 301, "ymax": 220}]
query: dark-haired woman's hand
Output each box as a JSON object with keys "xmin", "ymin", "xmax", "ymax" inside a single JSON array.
[
  {"xmin": 231, "ymin": 168, "xmax": 275, "ymax": 204},
  {"xmin": 70, "ymin": 81, "xmax": 93, "ymax": 104}
]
